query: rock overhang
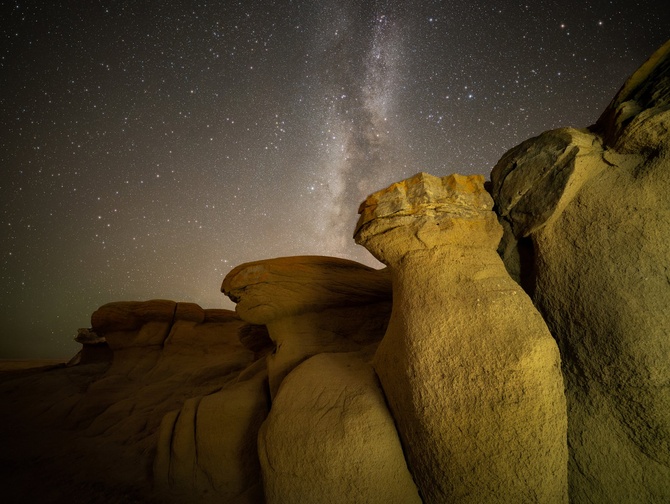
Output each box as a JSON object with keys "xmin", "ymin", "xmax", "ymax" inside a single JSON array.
[{"xmin": 221, "ymin": 255, "xmax": 391, "ymax": 325}]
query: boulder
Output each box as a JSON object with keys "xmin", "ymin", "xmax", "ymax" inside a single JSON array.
[
  {"xmin": 355, "ymin": 172, "xmax": 568, "ymax": 503},
  {"xmin": 490, "ymin": 39, "xmax": 670, "ymax": 503},
  {"xmin": 258, "ymin": 352, "xmax": 421, "ymax": 504},
  {"xmin": 222, "ymin": 256, "xmax": 392, "ymax": 398}
]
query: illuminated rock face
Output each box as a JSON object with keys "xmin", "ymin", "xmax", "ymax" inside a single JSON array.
[
  {"xmin": 223, "ymin": 256, "xmax": 419, "ymax": 503},
  {"xmin": 222, "ymin": 256, "xmax": 392, "ymax": 398},
  {"xmin": 355, "ymin": 172, "xmax": 568, "ymax": 504},
  {"xmin": 258, "ymin": 352, "xmax": 421, "ymax": 504},
  {"xmin": 491, "ymin": 39, "xmax": 670, "ymax": 503}
]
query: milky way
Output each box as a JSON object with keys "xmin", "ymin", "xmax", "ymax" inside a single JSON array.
[
  {"xmin": 1, "ymin": 1, "xmax": 668, "ymax": 358},
  {"xmin": 313, "ymin": 3, "xmax": 410, "ymax": 255}
]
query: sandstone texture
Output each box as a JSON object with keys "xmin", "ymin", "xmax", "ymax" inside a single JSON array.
[
  {"xmin": 490, "ymin": 39, "xmax": 670, "ymax": 503},
  {"xmin": 258, "ymin": 352, "xmax": 421, "ymax": 504},
  {"xmin": 68, "ymin": 327, "xmax": 113, "ymax": 365},
  {"xmin": 355, "ymin": 172, "xmax": 568, "ymax": 503},
  {"xmin": 222, "ymin": 256, "xmax": 392, "ymax": 397}
]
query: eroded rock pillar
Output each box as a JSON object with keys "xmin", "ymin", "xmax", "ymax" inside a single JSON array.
[
  {"xmin": 355, "ymin": 172, "xmax": 568, "ymax": 503},
  {"xmin": 490, "ymin": 39, "xmax": 670, "ymax": 503},
  {"xmin": 221, "ymin": 256, "xmax": 392, "ymax": 398}
]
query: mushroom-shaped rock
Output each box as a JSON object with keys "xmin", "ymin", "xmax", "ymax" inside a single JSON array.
[
  {"xmin": 259, "ymin": 352, "xmax": 421, "ymax": 504},
  {"xmin": 222, "ymin": 256, "xmax": 392, "ymax": 398},
  {"xmin": 355, "ymin": 172, "xmax": 568, "ymax": 504},
  {"xmin": 490, "ymin": 40, "xmax": 670, "ymax": 503}
]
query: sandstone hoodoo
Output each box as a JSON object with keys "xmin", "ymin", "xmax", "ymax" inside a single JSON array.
[
  {"xmin": 2, "ymin": 39, "xmax": 670, "ymax": 504},
  {"xmin": 355, "ymin": 172, "xmax": 568, "ymax": 503},
  {"xmin": 221, "ymin": 255, "xmax": 392, "ymax": 398},
  {"xmin": 222, "ymin": 255, "xmax": 421, "ymax": 503},
  {"xmin": 490, "ymin": 39, "xmax": 670, "ymax": 503}
]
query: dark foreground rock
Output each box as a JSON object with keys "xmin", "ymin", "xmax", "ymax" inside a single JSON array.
[{"xmin": 0, "ymin": 300, "xmax": 262, "ymax": 504}]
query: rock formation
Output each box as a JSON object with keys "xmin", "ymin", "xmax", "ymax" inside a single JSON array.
[
  {"xmin": 490, "ymin": 39, "xmax": 670, "ymax": 503},
  {"xmin": 154, "ymin": 362, "xmax": 269, "ymax": 504},
  {"xmin": 221, "ymin": 255, "xmax": 392, "ymax": 398},
  {"xmin": 68, "ymin": 327, "xmax": 113, "ymax": 364},
  {"xmin": 2, "ymin": 38, "xmax": 670, "ymax": 504},
  {"xmin": 0, "ymin": 300, "xmax": 264, "ymax": 504},
  {"xmin": 355, "ymin": 172, "xmax": 568, "ymax": 503},
  {"xmin": 222, "ymin": 255, "xmax": 422, "ymax": 503},
  {"xmin": 258, "ymin": 352, "xmax": 421, "ymax": 504}
]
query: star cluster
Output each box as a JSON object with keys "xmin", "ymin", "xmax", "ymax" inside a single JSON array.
[{"xmin": 1, "ymin": 1, "xmax": 668, "ymax": 358}]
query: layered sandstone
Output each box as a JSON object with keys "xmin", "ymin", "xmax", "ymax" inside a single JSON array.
[
  {"xmin": 221, "ymin": 256, "xmax": 392, "ymax": 398},
  {"xmin": 222, "ymin": 256, "xmax": 422, "ymax": 503},
  {"xmin": 0, "ymin": 300, "xmax": 263, "ymax": 504},
  {"xmin": 355, "ymin": 172, "xmax": 568, "ymax": 503}
]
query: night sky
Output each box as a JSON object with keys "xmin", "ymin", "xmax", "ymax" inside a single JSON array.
[{"xmin": 1, "ymin": 1, "xmax": 668, "ymax": 359}]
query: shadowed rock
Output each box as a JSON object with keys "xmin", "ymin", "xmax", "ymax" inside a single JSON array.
[
  {"xmin": 0, "ymin": 299, "xmax": 265, "ymax": 504},
  {"xmin": 356, "ymin": 172, "xmax": 568, "ymax": 504},
  {"xmin": 154, "ymin": 362, "xmax": 269, "ymax": 504},
  {"xmin": 222, "ymin": 255, "xmax": 392, "ymax": 398},
  {"xmin": 67, "ymin": 328, "xmax": 113, "ymax": 365},
  {"xmin": 490, "ymin": 39, "xmax": 670, "ymax": 503}
]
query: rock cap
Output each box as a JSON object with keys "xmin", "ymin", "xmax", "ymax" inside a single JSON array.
[
  {"xmin": 221, "ymin": 255, "xmax": 391, "ymax": 324},
  {"xmin": 354, "ymin": 172, "xmax": 501, "ymax": 263},
  {"xmin": 355, "ymin": 172, "xmax": 492, "ymax": 236}
]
